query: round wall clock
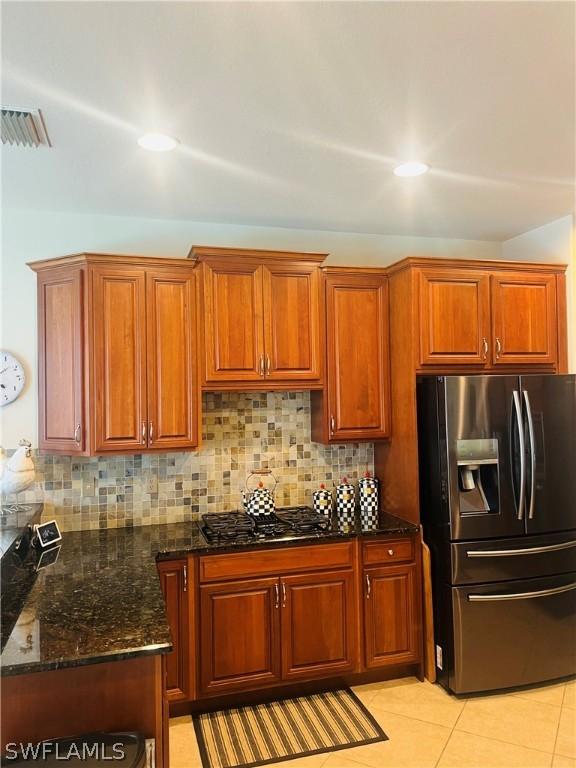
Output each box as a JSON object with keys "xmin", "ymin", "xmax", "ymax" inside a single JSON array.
[{"xmin": 1, "ymin": 351, "xmax": 25, "ymax": 406}]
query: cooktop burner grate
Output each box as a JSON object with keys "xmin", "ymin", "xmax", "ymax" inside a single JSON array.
[{"xmin": 200, "ymin": 507, "xmax": 335, "ymax": 544}]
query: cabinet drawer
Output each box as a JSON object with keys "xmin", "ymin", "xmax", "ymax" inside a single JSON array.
[
  {"xmin": 200, "ymin": 542, "xmax": 354, "ymax": 583},
  {"xmin": 363, "ymin": 538, "xmax": 415, "ymax": 566}
]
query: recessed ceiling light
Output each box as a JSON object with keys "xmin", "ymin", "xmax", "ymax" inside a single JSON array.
[
  {"xmin": 137, "ymin": 132, "xmax": 179, "ymax": 152},
  {"xmin": 393, "ymin": 161, "xmax": 430, "ymax": 177}
]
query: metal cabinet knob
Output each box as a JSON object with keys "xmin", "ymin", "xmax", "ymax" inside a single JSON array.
[{"xmin": 388, "ymin": 549, "xmax": 394, "ymax": 556}]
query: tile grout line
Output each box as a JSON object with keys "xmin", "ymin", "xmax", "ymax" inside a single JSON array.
[
  {"xmin": 433, "ymin": 696, "xmax": 469, "ymax": 768},
  {"xmin": 453, "ymin": 726, "xmax": 557, "ymax": 757},
  {"xmin": 551, "ymin": 687, "xmax": 567, "ymax": 759}
]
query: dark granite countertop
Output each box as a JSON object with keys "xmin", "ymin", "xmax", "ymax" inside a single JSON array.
[
  {"xmin": 1, "ymin": 511, "xmax": 417, "ymax": 678},
  {"xmin": 0, "ymin": 504, "xmax": 43, "ymax": 557}
]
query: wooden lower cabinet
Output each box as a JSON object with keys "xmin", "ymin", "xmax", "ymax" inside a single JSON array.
[
  {"xmin": 199, "ymin": 569, "xmax": 360, "ymax": 695},
  {"xmin": 363, "ymin": 563, "xmax": 420, "ymax": 669},
  {"xmin": 187, "ymin": 539, "xmax": 420, "ymax": 702},
  {"xmin": 200, "ymin": 577, "xmax": 282, "ymax": 695},
  {"xmin": 281, "ymin": 570, "xmax": 358, "ymax": 681},
  {"xmin": 157, "ymin": 559, "xmax": 192, "ymax": 701}
]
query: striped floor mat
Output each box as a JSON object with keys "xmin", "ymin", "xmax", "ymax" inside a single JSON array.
[{"xmin": 192, "ymin": 689, "xmax": 388, "ymax": 768}]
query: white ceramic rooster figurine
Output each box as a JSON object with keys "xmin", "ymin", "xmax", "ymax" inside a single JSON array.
[{"xmin": 0, "ymin": 439, "xmax": 36, "ymax": 496}]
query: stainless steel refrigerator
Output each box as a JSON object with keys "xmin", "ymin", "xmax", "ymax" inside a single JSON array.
[{"xmin": 417, "ymin": 375, "xmax": 576, "ymax": 695}]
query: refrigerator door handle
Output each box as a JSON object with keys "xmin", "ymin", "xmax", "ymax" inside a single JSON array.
[
  {"xmin": 523, "ymin": 390, "xmax": 536, "ymax": 520},
  {"xmin": 468, "ymin": 582, "xmax": 576, "ymax": 602},
  {"xmin": 512, "ymin": 390, "xmax": 526, "ymax": 520},
  {"xmin": 466, "ymin": 540, "xmax": 576, "ymax": 557}
]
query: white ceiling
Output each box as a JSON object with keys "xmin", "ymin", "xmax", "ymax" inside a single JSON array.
[{"xmin": 2, "ymin": 1, "xmax": 574, "ymax": 241}]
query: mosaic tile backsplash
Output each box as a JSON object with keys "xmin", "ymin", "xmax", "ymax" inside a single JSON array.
[{"xmin": 1, "ymin": 392, "xmax": 374, "ymax": 532}]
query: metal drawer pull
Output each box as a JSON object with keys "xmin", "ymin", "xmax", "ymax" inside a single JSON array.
[
  {"xmin": 149, "ymin": 422, "xmax": 154, "ymax": 443},
  {"xmin": 281, "ymin": 582, "xmax": 287, "ymax": 608},
  {"xmin": 468, "ymin": 582, "xmax": 576, "ymax": 602},
  {"xmin": 274, "ymin": 582, "xmax": 280, "ymax": 609},
  {"xmin": 141, "ymin": 421, "xmax": 147, "ymax": 445},
  {"xmin": 330, "ymin": 415, "xmax": 335, "ymax": 433},
  {"xmin": 482, "ymin": 337, "xmax": 488, "ymax": 360},
  {"xmin": 74, "ymin": 424, "xmax": 82, "ymax": 444},
  {"xmin": 365, "ymin": 573, "xmax": 371, "ymax": 599},
  {"xmin": 259, "ymin": 355, "xmax": 265, "ymax": 377},
  {"xmin": 265, "ymin": 355, "xmax": 271, "ymax": 375},
  {"xmin": 183, "ymin": 564, "xmax": 188, "ymax": 592},
  {"xmin": 467, "ymin": 540, "xmax": 576, "ymax": 557}
]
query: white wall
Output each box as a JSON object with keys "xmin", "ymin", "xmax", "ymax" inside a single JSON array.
[
  {"xmin": 0, "ymin": 206, "xmax": 516, "ymax": 448},
  {"xmin": 502, "ymin": 214, "xmax": 575, "ymax": 371}
]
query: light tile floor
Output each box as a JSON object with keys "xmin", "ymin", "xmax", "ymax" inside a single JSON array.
[{"xmin": 169, "ymin": 677, "xmax": 576, "ymax": 768}]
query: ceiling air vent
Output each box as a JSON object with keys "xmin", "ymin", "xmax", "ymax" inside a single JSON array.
[{"xmin": 1, "ymin": 107, "xmax": 51, "ymax": 147}]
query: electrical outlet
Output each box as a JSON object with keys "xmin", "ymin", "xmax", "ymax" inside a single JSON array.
[
  {"xmin": 82, "ymin": 478, "xmax": 95, "ymax": 497},
  {"xmin": 145, "ymin": 475, "xmax": 158, "ymax": 494}
]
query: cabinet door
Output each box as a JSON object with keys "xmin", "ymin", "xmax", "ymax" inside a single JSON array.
[
  {"xmin": 157, "ymin": 560, "xmax": 190, "ymax": 701},
  {"xmin": 92, "ymin": 266, "xmax": 148, "ymax": 452},
  {"xmin": 201, "ymin": 261, "xmax": 265, "ymax": 383},
  {"xmin": 146, "ymin": 270, "xmax": 199, "ymax": 449},
  {"xmin": 200, "ymin": 578, "xmax": 281, "ymax": 695},
  {"xmin": 418, "ymin": 269, "xmax": 491, "ymax": 367},
  {"xmin": 280, "ymin": 570, "xmax": 358, "ymax": 681},
  {"xmin": 326, "ymin": 275, "xmax": 390, "ymax": 440},
  {"xmin": 364, "ymin": 564, "xmax": 420, "ymax": 668},
  {"xmin": 37, "ymin": 266, "xmax": 85, "ymax": 454},
  {"xmin": 491, "ymin": 272, "xmax": 558, "ymax": 366},
  {"xmin": 262, "ymin": 264, "xmax": 322, "ymax": 382}
]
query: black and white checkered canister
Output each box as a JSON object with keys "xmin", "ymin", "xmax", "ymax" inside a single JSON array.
[
  {"xmin": 359, "ymin": 475, "xmax": 379, "ymax": 526},
  {"xmin": 335, "ymin": 480, "xmax": 356, "ymax": 530},
  {"xmin": 312, "ymin": 485, "xmax": 333, "ymax": 517}
]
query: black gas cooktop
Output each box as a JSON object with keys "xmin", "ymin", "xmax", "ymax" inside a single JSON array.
[{"xmin": 200, "ymin": 507, "xmax": 334, "ymax": 544}]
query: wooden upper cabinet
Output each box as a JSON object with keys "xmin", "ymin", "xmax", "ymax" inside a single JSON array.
[
  {"xmin": 313, "ymin": 271, "xmax": 390, "ymax": 443},
  {"xmin": 92, "ymin": 265, "xmax": 148, "ymax": 453},
  {"xmin": 280, "ymin": 570, "xmax": 358, "ymax": 681},
  {"xmin": 146, "ymin": 269, "xmax": 199, "ymax": 449},
  {"xmin": 37, "ymin": 266, "xmax": 85, "ymax": 454},
  {"xmin": 262, "ymin": 264, "xmax": 322, "ymax": 381},
  {"xmin": 418, "ymin": 269, "xmax": 491, "ymax": 367},
  {"xmin": 190, "ymin": 246, "xmax": 326, "ymax": 389},
  {"xmin": 29, "ymin": 254, "xmax": 200, "ymax": 455},
  {"xmin": 201, "ymin": 260, "xmax": 264, "ymax": 383},
  {"xmin": 491, "ymin": 272, "xmax": 559, "ymax": 366}
]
